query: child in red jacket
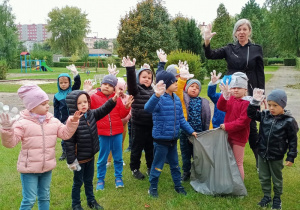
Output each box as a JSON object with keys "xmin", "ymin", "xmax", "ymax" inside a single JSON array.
[
  {"xmin": 90, "ymin": 74, "xmax": 133, "ymax": 190},
  {"xmin": 217, "ymin": 72, "xmax": 251, "ymax": 180}
]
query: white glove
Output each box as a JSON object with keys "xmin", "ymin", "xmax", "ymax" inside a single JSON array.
[
  {"xmin": 107, "ymin": 63, "xmax": 119, "ymax": 76},
  {"xmin": 140, "ymin": 63, "xmax": 150, "ymax": 69},
  {"xmin": 153, "ymin": 80, "xmax": 166, "ymax": 96},
  {"xmin": 219, "ymin": 81, "xmax": 231, "ymax": 100},
  {"xmin": 156, "ymin": 49, "xmax": 168, "ymax": 62},
  {"xmin": 121, "ymin": 56, "xmax": 136, "ymax": 67},
  {"xmin": 66, "ymin": 64, "xmax": 78, "ymax": 77},
  {"xmin": 67, "ymin": 159, "xmax": 81, "ymax": 171},
  {"xmin": 178, "ymin": 60, "xmax": 194, "ymax": 79},
  {"xmin": 210, "ymin": 70, "xmax": 222, "ymax": 85},
  {"xmin": 200, "ymin": 23, "xmax": 216, "ymax": 41},
  {"xmin": 83, "ymin": 79, "xmax": 93, "ymax": 92},
  {"xmin": 0, "ymin": 113, "xmax": 16, "ymax": 129},
  {"xmin": 251, "ymin": 88, "xmax": 265, "ymax": 106}
]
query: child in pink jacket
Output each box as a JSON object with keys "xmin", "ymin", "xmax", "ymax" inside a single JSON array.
[{"xmin": 0, "ymin": 84, "xmax": 80, "ymax": 210}]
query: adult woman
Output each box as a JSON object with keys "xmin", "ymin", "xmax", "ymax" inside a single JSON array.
[{"xmin": 202, "ymin": 19, "xmax": 265, "ymax": 170}]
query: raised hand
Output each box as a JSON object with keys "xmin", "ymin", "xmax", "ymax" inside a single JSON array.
[
  {"xmin": 253, "ymin": 88, "xmax": 265, "ymax": 102},
  {"xmin": 107, "ymin": 63, "xmax": 119, "ymax": 76},
  {"xmin": 70, "ymin": 111, "xmax": 83, "ymax": 122},
  {"xmin": 154, "ymin": 80, "xmax": 166, "ymax": 97},
  {"xmin": 121, "ymin": 56, "xmax": 136, "ymax": 67},
  {"xmin": 125, "ymin": 95, "xmax": 134, "ymax": 109},
  {"xmin": 201, "ymin": 23, "xmax": 217, "ymax": 41},
  {"xmin": 140, "ymin": 63, "xmax": 150, "ymax": 69},
  {"xmin": 66, "ymin": 64, "xmax": 78, "ymax": 77},
  {"xmin": 83, "ymin": 80, "xmax": 93, "ymax": 92},
  {"xmin": 156, "ymin": 49, "xmax": 168, "ymax": 62},
  {"xmin": 112, "ymin": 90, "xmax": 121, "ymax": 102},
  {"xmin": 179, "ymin": 60, "xmax": 194, "ymax": 80},
  {"xmin": 0, "ymin": 113, "xmax": 16, "ymax": 129},
  {"xmin": 219, "ymin": 80, "xmax": 231, "ymax": 100},
  {"xmin": 210, "ymin": 70, "xmax": 222, "ymax": 84}
]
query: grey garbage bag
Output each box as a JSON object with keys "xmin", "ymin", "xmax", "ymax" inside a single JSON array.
[{"xmin": 189, "ymin": 128, "xmax": 247, "ymax": 196}]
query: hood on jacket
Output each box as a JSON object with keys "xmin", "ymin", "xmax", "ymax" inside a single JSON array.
[
  {"xmin": 55, "ymin": 73, "xmax": 72, "ymax": 101},
  {"xmin": 136, "ymin": 67, "xmax": 154, "ymax": 85},
  {"xmin": 66, "ymin": 90, "xmax": 91, "ymax": 115}
]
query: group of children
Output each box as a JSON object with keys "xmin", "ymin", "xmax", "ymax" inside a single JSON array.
[{"xmin": 0, "ymin": 49, "xmax": 298, "ymax": 210}]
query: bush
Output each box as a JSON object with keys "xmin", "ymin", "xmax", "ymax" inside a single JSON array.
[
  {"xmin": 267, "ymin": 58, "xmax": 284, "ymax": 65},
  {"xmin": 166, "ymin": 50, "xmax": 205, "ymax": 82},
  {"xmin": 0, "ymin": 60, "xmax": 8, "ymax": 80},
  {"xmin": 57, "ymin": 57, "xmax": 121, "ymax": 68},
  {"xmin": 53, "ymin": 62, "xmax": 97, "ymax": 68},
  {"xmin": 263, "ymin": 58, "xmax": 269, "ymax": 66},
  {"xmin": 283, "ymin": 58, "xmax": 296, "ymax": 66},
  {"xmin": 30, "ymin": 50, "xmax": 54, "ymax": 67},
  {"xmin": 296, "ymin": 57, "xmax": 300, "ymax": 70}
]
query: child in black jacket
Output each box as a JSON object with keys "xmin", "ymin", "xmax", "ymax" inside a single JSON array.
[
  {"xmin": 65, "ymin": 90, "xmax": 118, "ymax": 210},
  {"xmin": 247, "ymin": 89, "xmax": 298, "ymax": 210}
]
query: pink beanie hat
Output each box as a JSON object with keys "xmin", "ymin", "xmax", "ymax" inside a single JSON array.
[
  {"xmin": 116, "ymin": 77, "xmax": 127, "ymax": 91},
  {"xmin": 18, "ymin": 84, "xmax": 49, "ymax": 111}
]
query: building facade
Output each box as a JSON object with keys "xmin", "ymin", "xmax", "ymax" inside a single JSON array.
[{"xmin": 17, "ymin": 24, "xmax": 51, "ymax": 42}]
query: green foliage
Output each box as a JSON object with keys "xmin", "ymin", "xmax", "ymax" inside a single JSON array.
[
  {"xmin": 0, "ymin": 0, "xmax": 20, "ymax": 67},
  {"xmin": 283, "ymin": 58, "xmax": 296, "ymax": 66},
  {"xmin": 263, "ymin": 58, "xmax": 268, "ymax": 66},
  {"xmin": 112, "ymin": 39, "xmax": 119, "ymax": 55},
  {"xmin": 296, "ymin": 57, "xmax": 300, "ymax": 70},
  {"xmin": 30, "ymin": 50, "xmax": 54, "ymax": 67},
  {"xmin": 69, "ymin": 54, "xmax": 80, "ymax": 63},
  {"xmin": 47, "ymin": 6, "xmax": 90, "ymax": 57},
  {"xmin": 117, "ymin": 0, "xmax": 178, "ymax": 68},
  {"xmin": 267, "ymin": 57, "xmax": 284, "ymax": 65},
  {"xmin": 0, "ymin": 59, "xmax": 7, "ymax": 79},
  {"xmin": 206, "ymin": 3, "xmax": 233, "ymax": 76},
  {"xmin": 166, "ymin": 50, "xmax": 205, "ymax": 82},
  {"xmin": 94, "ymin": 40, "xmax": 109, "ymax": 49}
]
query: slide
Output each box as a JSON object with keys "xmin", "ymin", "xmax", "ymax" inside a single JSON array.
[{"xmin": 41, "ymin": 61, "xmax": 53, "ymax": 72}]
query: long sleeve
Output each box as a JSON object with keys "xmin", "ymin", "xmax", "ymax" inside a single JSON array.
[
  {"xmin": 64, "ymin": 132, "xmax": 77, "ymax": 164},
  {"xmin": 204, "ymin": 43, "xmax": 227, "ymax": 60},
  {"xmin": 217, "ymin": 94, "xmax": 228, "ymax": 112},
  {"xmin": 247, "ymin": 103, "xmax": 262, "ymax": 122},
  {"xmin": 224, "ymin": 102, "xmax": 251, "ymax": 132},
  {"xmin": 144, "ymin": 94, "xmax": 160, "ymax": 113},
  {"xmin": 0, "ymin": 122, "xmax": 23, "ymax": 148},
  {"xmin": 201, "ymin": 98, "xmax": 211, "ymax": 131},
  {"xmin": 53, "ymin": 97, "xmax": 60, "ymax": 120},
  {"xmin": 176, "ymin": 78, "xmax": 187, "ymax": 120},
  {"xmin": 117, "ymin": 98, "xmax": 131, "ymax": 119},
  {"xmin": 56, "ymin": 117, "xmax": 79, "ymax": 140},
  {"xmin": 93, "ymin": 98, "xmax": 116, "ymax": 121},
  {"xmin": 179, "ymin": 105, "xmax": 194, "ymax": 135},
  {"xmin": 126, "ymin": 66, "xmax": 139, "ymax": 96},
  {"xmin": 156, "ymin": 62, "xmax": 166, "ymax": 75},
  {"xmin": 286, "ymin": 118, "xmax": 299, "ymax": 163},
  {"xmin": 207, "ymin": 84, "xmax": 221, "ymax": 104},
  {"xmin": 256, "ymin": 46, "xmax": 265, "ymax": 90},
  {"xmin": 72, "ymin": 74, "xmax": 81, "ymax": 91}
]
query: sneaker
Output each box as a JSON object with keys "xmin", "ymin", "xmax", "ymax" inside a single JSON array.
[
  {"xmin": 271, "ymin": 196, "xmax": 282, "ymax": 210},
  {"xmin": 124, "ymin": 148, "xmax": 131, "ymax": 152},
  {"xmin": 175, "ymin": 186, "xmax": 187, "ymax": 195},
  {"xmin": 181, "ymin": 171, "xmax": 191, "ymax": 182},
  {"xmin": 59, "ymin": 152, "xmax": 66, "ymax": 161},
  {"xmin": 146, "ymin": 168, "xmax": 150, "ymax": 176},
  {"xmin": 73, "ymin": 204, "xmax": 84, "ymax": 210},
  {"xmin": 106, "ymin": 162, "xmax": 111, "ymax": 168},
  {"xmin": 257, "ymin": 196, "xmax": 272, "ymax": 208},
  {"xmin": 148, "ymin": 186, "xmax": 158, "ymax": 198},
  {"xmin": 123, "ymin": 161, "xmax": 126, "ymax": 166},
  {"xmin": 132, "ymin": 169, "xmax": 145, "ymax": 180},
  {"xmin": 88, "ymin": 200, "xmax": 104, "ymax": 209},
  {"xmin": 96, "ymin": 180, "xmax": 105, "ymax": 191},
  {"xmin": 115, "ymin": 178, "xmax": 124, "ymax": 188}
]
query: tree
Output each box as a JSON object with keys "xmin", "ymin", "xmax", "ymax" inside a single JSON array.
[
  {"xmin": 47, "ymin": 6, "xmax": 90, "ymax": 57},
  {"xmin": 265, "ymin": 0, "xmax": 300, "ymax": 56},
  {"xmin": 0, "ymin": 0, "xmax": 19, "ymax": 67},
  {"xmin": 206, "ymin": 3, "xmax": 233, "ymax": 75},
  {"xmin": 94, "ymin": 40, "xmax": 109, "ymax": 49},
  {"xmin": 172, "ymin": 15, "xmax": 203, "ymax": 55},
  {"xmin": 117, "ymin": 0, "xmax": 178, "ymax": 68}
]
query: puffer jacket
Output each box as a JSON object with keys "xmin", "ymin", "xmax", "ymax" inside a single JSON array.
[
  {"xmin": 90, "ymin": 90, "xmax": 130, "ymax": 136},
  {"xmin": 0, "ymin": 110, "xmax": 78, "ymax": 173},
  {"xmin": 247, "ymin": 104, "xmax": 298, "ymax": 162},
  {"xmin": 144, "ymin": 93, "xmax": 194, "ymax": 140},
  {"xmin": 126, "ymin": 66, "xmax": 154, "ymax": 126},
  {"xmin": 65, "ymin": 90, "xmax": 116, "ymax": 164}
]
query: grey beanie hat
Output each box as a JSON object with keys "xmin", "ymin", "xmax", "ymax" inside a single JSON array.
[
  {"xmin": 101, "ymin": 74, "xmax": 118, "ymax": 87},
  {"xmin": 230, "ymin": 72, "xmax": 248, "ymax": 89},
  {"xmin": 185, "ymin": 79, "xmax": 201, "ymax": 93},
  {"xmin": 166, "ymin": 64, "xmax": 180, "ymax": 77},
  {"xmin": 267, "ymin": 89, "xmax": 287, "ymax": 108}
]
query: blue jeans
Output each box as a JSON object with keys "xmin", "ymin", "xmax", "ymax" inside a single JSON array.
[
  {"xmin": 72, "ymin": 158, "xmax": 95, "ymax": 207},
  {"xmin": 179, "ymin": 132, "xmax": 193, "ymax": 173},
  {"xmin": 20, "ymin": 170, "xmax": 52, "ymax": 210},
  {"xmin": 149, "ymin": 142, "xmax": 181, "ymax": 189},
  {"xmin": 97, "ymin": 134, "xmax": 123, "ymax": 180}
]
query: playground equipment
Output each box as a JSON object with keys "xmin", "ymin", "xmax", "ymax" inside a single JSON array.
[{"xmin": 20, "ymin": 52, "xmax": 53, "ymax": 72}]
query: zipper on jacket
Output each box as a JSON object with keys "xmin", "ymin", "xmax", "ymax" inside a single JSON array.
[
  {"xmin": 265, "ymin": 118, "xmax": 276, "ymax": 159},
  {"xmin": 25, "ymin": 150, "xmax": 28, "ymax": 168},
  {"xmin": 106, "ymin": 95, "xmax": 113, "ymax": 136},
  {"xmin": 41, "ymin": 123, "xmax": 46, "ymax": 171}
]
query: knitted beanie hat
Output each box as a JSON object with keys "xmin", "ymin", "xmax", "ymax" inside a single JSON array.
[
  {"xmin": 185, "ymin": 79, "xmax": 201, "ymax": 92},
  {"xmin": 101, "ymin": 74, "xmax": 118, "ymax": 87},
  {"xmin": 116, "ymin": 77, "xmax": 127, "ymax": 91},
  {"xmin": 230, "ymin": 72, "xmax": 248, "ymax": 89},
  {"xmin": 267, "ymin": 89, "xmax": 287, "ymax": 108},
  {"xmin": 156, "ymin": 70, "xmax": 177, "ymax": 89},
  {"xmin": 166, "ymin": 64, "xmax": 180, "ymax": 77}
]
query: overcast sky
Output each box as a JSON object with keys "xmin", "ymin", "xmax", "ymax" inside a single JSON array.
[{"xmin": 5, "ymin": 0, "xmax": 266, "ymax": 39}]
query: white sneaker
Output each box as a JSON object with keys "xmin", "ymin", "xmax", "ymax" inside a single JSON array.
[
  {"xmin": 123, "ymin": 161, "xmax": 126, "ymax": 166},
  {"xmin": 106, "ymin": 162, "xmax": 111, "ymax": 168}
]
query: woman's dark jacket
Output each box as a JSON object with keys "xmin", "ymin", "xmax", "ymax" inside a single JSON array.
[
  {"xmin": 247, "ymin": 104, "xmax": 298, "ymax": 163},
  {"xmin": 64, "ymin": 90, "xmax": 116, "ymax": 164},
  {"xmin": 204, "ymin": 41, "xmax": 264, "ymax": 96}
]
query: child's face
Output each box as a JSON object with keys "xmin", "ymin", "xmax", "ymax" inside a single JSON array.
[
  {"xmin": 77, "ymin": 94, "xmax": 89, "ymax": 113},
  {"xmin": 139, "ymin": 71, "xmax": 152, "ymax": 87},
  {"xmin": 31, "ymin": 100, "xmax": 49, "ymax": 115},
  {"xmin": 166, "ymin": 81, "xmax": 178, "ymax": 93},
  {"xmin": 268, "ymin": 100, "xmax": 284, "ymax": 116},
  {"xmin": 101, "ymin": 83, "xmax": 115, "ymax": 96},
  {"xmin": 59, "ymin": 77, "xmax": 70, "ymax": 90},
  {"xmin": 187, "ymin": 83, "xmax": 200, "ymax": 98},
  {"xmin": 116, "ymin": 86, "xmax": 125, "ymax": 98},
  {"xmin": 230, "ymin": 87, "xmax": 247, "ymax": 98}
]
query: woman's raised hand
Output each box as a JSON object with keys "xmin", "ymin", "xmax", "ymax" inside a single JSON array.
[{"xmin": 201, "ymin": 23, "xmax": 217, "ymax": 41}]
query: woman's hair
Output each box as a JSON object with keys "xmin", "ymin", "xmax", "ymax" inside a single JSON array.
[{"xmin": 232, "ymin": 19, "xmax": 252, "ymax": 42}]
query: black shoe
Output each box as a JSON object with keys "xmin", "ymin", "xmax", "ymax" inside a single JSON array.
[
  {"xmin": 257, "ymin": 196, "xmax": 272, "ymax": 208},
  {"xmin": 271, "ymin": 196, "xmax": 282, "ymax": 210},
  {"xmin": 132, "ymin": 169, "xmax": 145, "ymax": 180},
  {"xmin": 175, "ymin": 186, "xmax": 187, "ymax": 195},
  {"xmin": 146, "ymin": 168, "xmax": 150, "ymax": 176},
  {"xmin": 73, "ymin": 204, "xmax": 84, "ymax": 210},
  {"xmin": 88, "ymin": 200, "xmax": 104, "ymax": 209},
  {"xmin": 59, "ymin": 152, "xmax": 66, "ymax": 161},
  {"xmin": 181, "ymin": 171, "xmax": 191, "ymax": 181},
  {"xmin": 148, "ymin": 186, "xmax": 158, "ymax": 198}
]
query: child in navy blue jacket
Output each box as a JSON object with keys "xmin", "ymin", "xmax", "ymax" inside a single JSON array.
[{"xmin": 145, "ymin": 70, "xmax": 197, "ymax": 198}]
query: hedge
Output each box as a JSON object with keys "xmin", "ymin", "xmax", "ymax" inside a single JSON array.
[
  {"xmin": 283, "ymin": 58, "xmax": 296, "ymax": 66},
  {"xmin": 267, "ymin": 58, "xmax": 284, "ymax": 65},
  {"xmin": 296, "ymin": 57, "xmax": 300, "ymax": 70},
  {"xmin": 263, "ymin": 58, "xmax": 268, "ymax": 66}
]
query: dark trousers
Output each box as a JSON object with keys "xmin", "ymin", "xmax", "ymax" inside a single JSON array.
[
  {"xmin": 149, "ymin": 142, "xmax": 181, "ymax": 188},
  {"xmin": 127, "ymin": 119, "xmax": 133, "ymax": 150},
  {"xmin": 61, "ymin": 140, "xmax": 66, "ymax": 153},
  {"xmin": 130, "ymin": 123, "xmax": 153, "ymax": 171},
  {"xmin": 72, "ymin": 158, "xmax": 95, "ymax": 207},
  {"xmin": 258, "ymin": 156, "xmax": 283, "ymax": 197},
  {"xmin": 179, "ymin": 132, "xmax": 193, "ymax": 173},
  {"xmin": 249, "ymin": 119, "xmax": 259, "ymax": 166}
]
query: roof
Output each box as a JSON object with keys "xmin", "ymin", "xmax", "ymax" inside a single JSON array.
[
  {"xmin": 89, "ymin": 49, "xmax": 112, "ymax": 54},
  {"xmin": 20, "ymin": 52, "xmax": 30, "ymax": 55}
]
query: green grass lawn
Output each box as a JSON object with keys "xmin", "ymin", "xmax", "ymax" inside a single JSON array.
[{"xmin": 264, "ymin": 66, "xmax": 279, "ymax": 72}]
